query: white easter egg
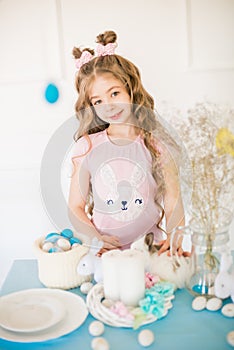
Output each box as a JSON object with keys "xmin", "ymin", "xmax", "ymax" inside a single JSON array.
[
  {"xmin": 89, "ymin": 321, "xmax": 105, "ymax": 336},
  {"xmin": 138, "ymin": 329, "xmax": 155, "ymax": 347},
  {"xmin": 57, "ymin": 238, "xmax": 71, "ymax": 251},
  {"xmin": 80, "ymin": 282, "xmax": 94, "ymax": 294},
  {"xmin": 221, "ymin": 303, "xmax": 234, "ymax": 318},
  {"xmin": 206, "ymin": 297, "xmax": 222, "ymax": 311},
  {"xmin": 192, "ymin": 296, "xmax": 207, "ymax": 311},
  {"xmin": 91, "ymin": 337, "xmax": 109, "ymax": 350},
  {"xmin": 72, "ymin": 243, "xmax": 80, "ymax": 249},
  {"xmin": 42, "ymin": 242, "xmax": 54, "ymax": 252},
  {"xmin": 227, "ymin": 330, "xmax": 234, "ymax": 347}
]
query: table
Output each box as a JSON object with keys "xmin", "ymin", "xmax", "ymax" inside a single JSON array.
[{"xmin": 0, "ymin": 259, "xmax": 233, "ymax": 350}]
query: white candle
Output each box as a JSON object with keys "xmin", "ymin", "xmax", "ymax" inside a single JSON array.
[
  {"xmin": 102, "ymin": 249, "xmax": 121, "ymax": 301},
  {"xmin": 119, "ymin": 249, "xmax": 145, "ymax": 306}
]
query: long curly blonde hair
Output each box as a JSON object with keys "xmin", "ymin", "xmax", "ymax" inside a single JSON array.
[{"xmin": 72, "ymin": 30, "xmax": 181, "ymax": 232}]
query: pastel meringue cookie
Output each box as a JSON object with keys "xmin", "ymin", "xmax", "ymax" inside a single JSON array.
[
  {"xmin": 89, "ymin": 320, "xmax": 105, "ymax": 336},
  {"xmin": 221, "ymin": 303, "xmax": 234, "ymax": 317},
  {"xmin": 192, "ymin": 296, "xmax": 207, "ymax": 311},
  {"xmin": 138, "ymin": 329, "xmax": 155, "ymax": 347},
  {"xmin": 206, "ymin": 297, "xmax": 222, "ymax": 311},
  {"xmin": 80, "ymin": 282, "xmax": 94, "ymax": 294},
  {"xmin": 91, "ymin": 337, "xmax": 109, "ymax": 350}
]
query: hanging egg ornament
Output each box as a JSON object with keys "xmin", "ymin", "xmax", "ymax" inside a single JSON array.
[{"xmin": 44, "ymin": 83, "xmax": 59, "ymax": 104}]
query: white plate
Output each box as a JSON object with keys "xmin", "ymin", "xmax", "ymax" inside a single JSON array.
[
  {"xmin": 0, "ymin": 290, "xmax": 66, "ymax": 333},
  {"xmin": 0, "ymin": 288, "xmax": 88, "ymax": 342}
]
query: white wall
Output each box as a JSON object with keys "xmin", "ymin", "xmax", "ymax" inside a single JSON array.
[{"xmin": 1, "ymin": 0, "xmax": 234, "ymax": 287}]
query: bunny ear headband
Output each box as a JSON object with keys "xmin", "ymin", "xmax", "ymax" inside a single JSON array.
[{"xmin": 75, "ymin": 42, "xmax": 117, "ymax": 71}]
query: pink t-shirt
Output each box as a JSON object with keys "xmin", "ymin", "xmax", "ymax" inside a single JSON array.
[{"xmin": 72, "ymin": 129, "xmax": 163, "ymax": 248}]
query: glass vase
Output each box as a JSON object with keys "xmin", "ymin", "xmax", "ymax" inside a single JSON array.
[{"xmin": 171, "ymin": 208, "xmax": 233, "ymax": 299}]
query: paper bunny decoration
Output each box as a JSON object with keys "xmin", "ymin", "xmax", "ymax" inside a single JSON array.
[
  {"xmin": 77, "ymin": 237, "xmax": 103, "ymax": 283},
  {"xmin": 214, "ymin": 252, "xmax": 234, "ymax": 300},
  {"xmin": 131, "ymin": 232, "xmax": 194, "ymax": 289}
]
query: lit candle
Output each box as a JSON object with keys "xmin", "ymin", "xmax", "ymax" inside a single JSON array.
[
  {"xmin": 119, "ymin": 249, "xmax": 145, "ymax": 306},
  {"xmin": 102, "ymin": 249, "xmax": 121, "ymax": 301}
]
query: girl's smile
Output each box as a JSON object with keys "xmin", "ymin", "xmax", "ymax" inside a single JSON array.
[
  {"xmin": 89, "ymin": 73, "xmax": 133, "ymax": 125},
  {"xmin": 108, "ymin": 110, "xmax": 123, "ymax": 121}
]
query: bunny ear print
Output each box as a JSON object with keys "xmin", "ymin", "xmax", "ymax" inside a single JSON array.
[{"xmin": 130, "ymin": 164, "xmax": 145, "ymax": 187}]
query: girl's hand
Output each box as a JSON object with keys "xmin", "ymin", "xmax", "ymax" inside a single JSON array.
[
  {"xmin": 157, "ymin": 236, "xmax": 171, "ymax": 256},
  {"xmin": 97, "ymin": 235, "xmax": 121, "ymax": 256},
  {"xmin": 157, "ymin": 235, "xmax": 190, "ymax": 257}
]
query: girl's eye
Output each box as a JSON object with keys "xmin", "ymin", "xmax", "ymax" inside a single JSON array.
[
  {"xmin": 94, "ymin": 100, "xmax": 102, "ymax": 106},
  {"xmin": 111, "ymin": 91, "xmax": 119, "ymax": 97}
]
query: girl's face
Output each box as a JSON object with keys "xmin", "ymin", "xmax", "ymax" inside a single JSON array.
[{"xmin": 89, "ymin": 73, "xmax": 132, "ymax": 125}]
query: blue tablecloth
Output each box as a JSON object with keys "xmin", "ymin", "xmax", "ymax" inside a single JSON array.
[{"xmin": 0, "ymin": 259, "xmax": 233, "ymax": 350}]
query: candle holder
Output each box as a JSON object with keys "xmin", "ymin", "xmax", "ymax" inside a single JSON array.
[{"xmin": 86, "ymin": 282, "xmax": 175, "ymax": 329}]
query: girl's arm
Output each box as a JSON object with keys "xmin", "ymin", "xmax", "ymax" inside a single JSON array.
[
  {"xmin": 68, "ymin": 161, "xmax": 121, "ymax": 250},
  {"xmin": 158, "ymin": 156, "xmax": 185, "ymax": 255}
]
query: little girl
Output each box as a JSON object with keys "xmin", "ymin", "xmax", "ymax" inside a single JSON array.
[{"xmin": 68, "ymin": 30, "xmax": 185, "ymax": 255}]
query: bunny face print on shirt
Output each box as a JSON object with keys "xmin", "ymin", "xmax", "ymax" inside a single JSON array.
[{"xmin": 93, "ymin": 158, "xmax": 147, "ymax": 222}]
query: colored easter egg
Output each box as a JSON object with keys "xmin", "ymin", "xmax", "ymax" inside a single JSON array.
[
  {"xmin": 48, "ymin": 246, "xmax": 63, "ymax": 253},
  {"xmin": 70, "ymin": 236, "xmax": 82, "ymax": 245},
  {"xmin": 44, "ymin": 83, "xmax": 59, "ymax": 104},
  {"xmin": 45, "ymin": 232, "xmax": 59, "ymax": 239},
  {"xmin": 45, "ymin": 233, "xmax": 60, "ymax": 243},
  {"xmin": 192, "ymin": 284, "xmax": 209, "ymax": 294},
  {"xmin": 61, "ymin": 228, "xmax": 73, "ymax": 239}
]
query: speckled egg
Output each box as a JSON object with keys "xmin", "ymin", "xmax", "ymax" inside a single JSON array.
[
  {"xmin": 57, "ymin": 238, "xmax": 71, "ymax": 251},
  {"xmin": 192, "ymin": 296, "xmax": 207, "ymax": 311},
  {"xmin": 91, "ymin": 337, "xmax": 109, "ymax": 350},
  {"xmin": 42, "ymin": 241, "xmax": 54, "ymax": 252},
  {"xmin": 89, "ymin": 321, "xmax": 105, "ymax": 336},
  {"xmin": 80, "ymin": 282, "xmax": 94, "ymax": 294},
  {"xmin": 227, "ymin": 330, "xmax": 234, "ymax": 347},
  {"xmin": 222, "ymin": 303, "xmax": 234, "ymax": 317},
  {"xmin": 72, "ymin": 243, "xmax": 80, "ymax": 249},
  {"xmin": 206, "ymin": 297, "xmax": 222, "ymax": 311},
  {"xmin": 138, "ymin": 329, "xmax": 155, "ymax": 347}
]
